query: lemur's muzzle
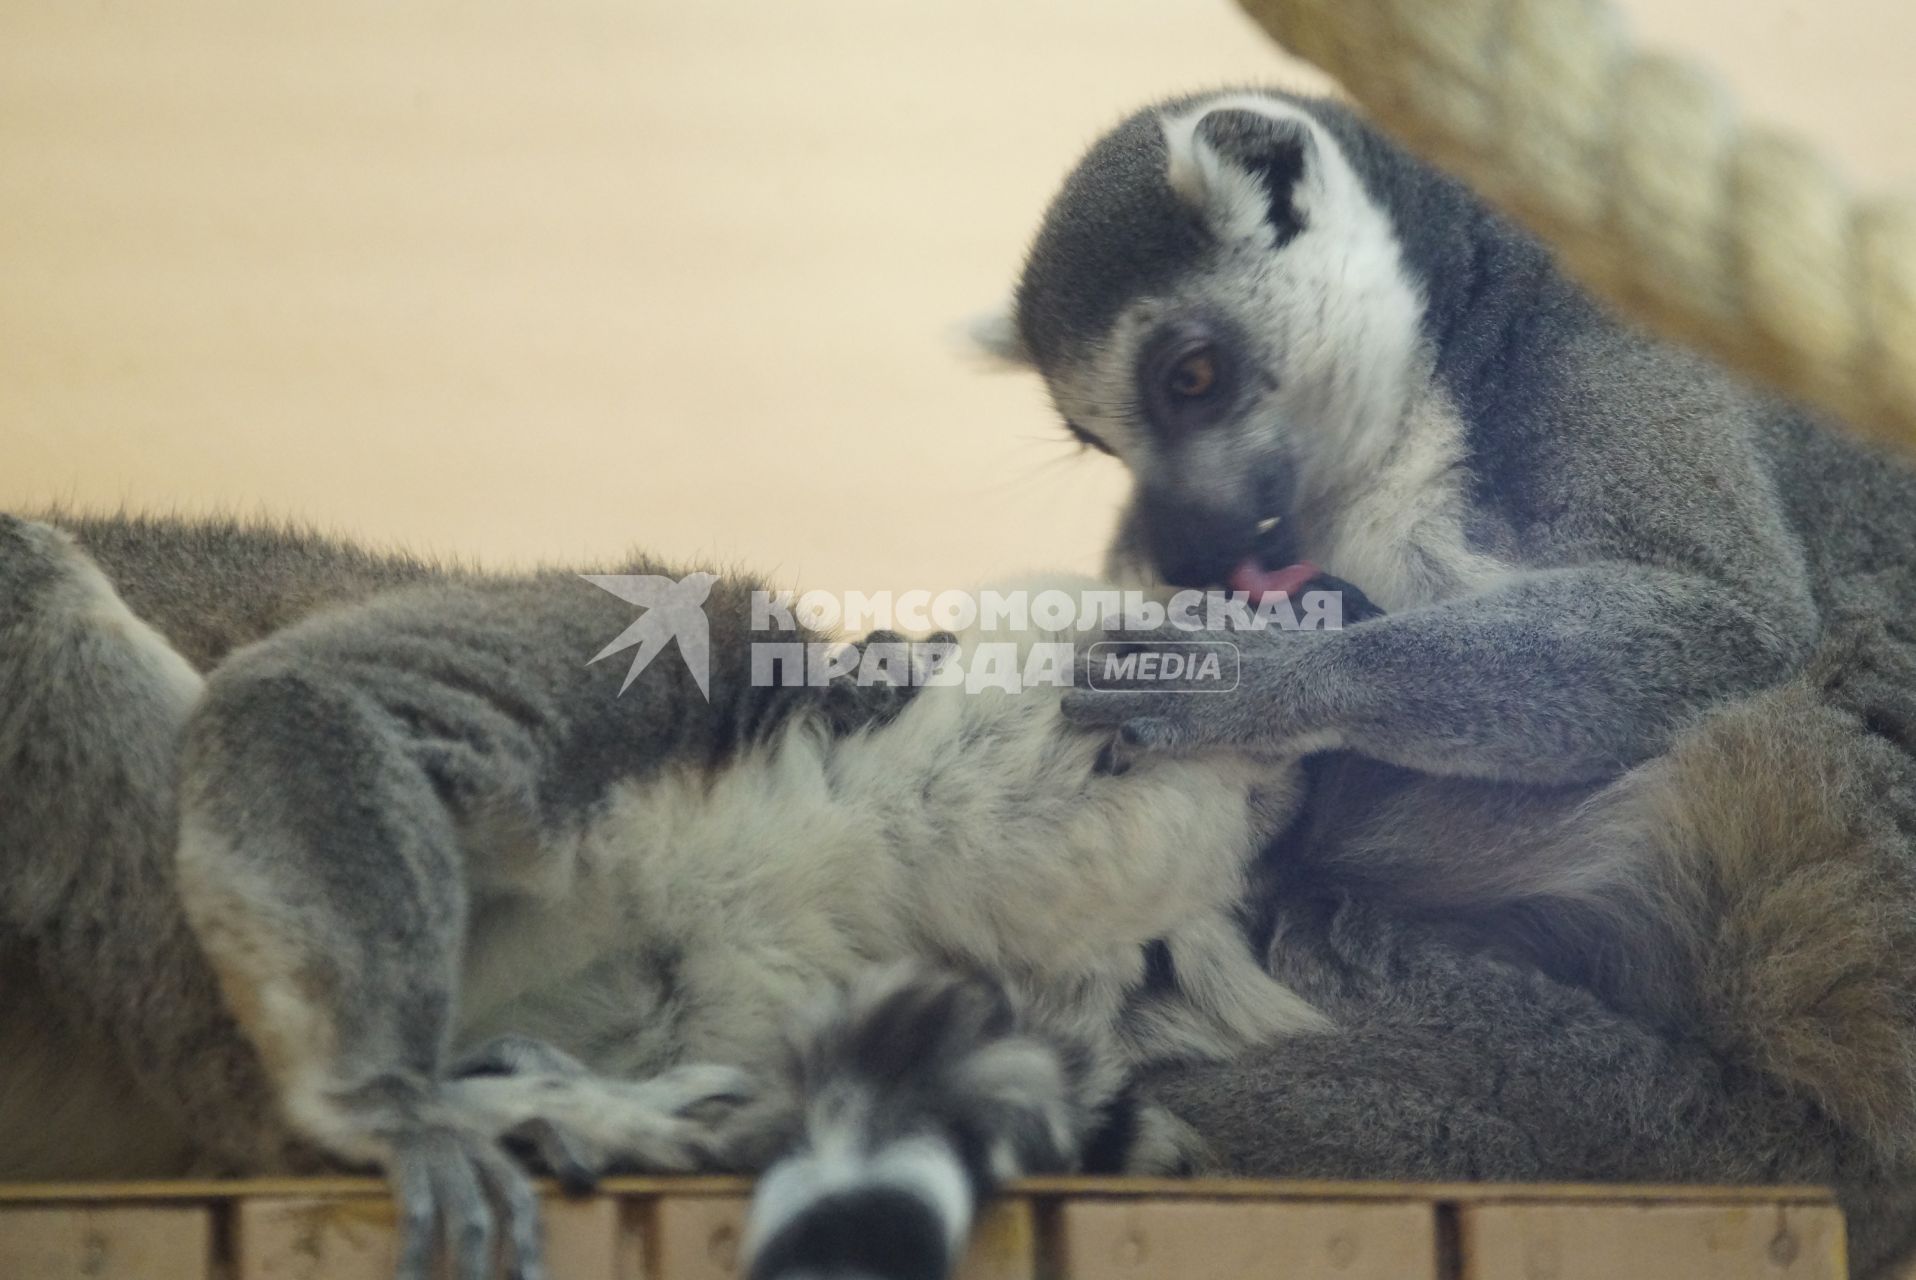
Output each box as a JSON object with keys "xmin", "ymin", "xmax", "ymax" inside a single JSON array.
[
  {"xmin": 1132, "ymin": 487, "xmax": 1384, "ymax": 621},
  {"xmin": 1135, "ymin": 487, "xmax": 1299, "ymax": 590}
]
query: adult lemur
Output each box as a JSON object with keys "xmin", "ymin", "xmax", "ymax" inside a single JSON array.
[
  {"xmin": 982, "ymin": 88, "xmax": 1916, "ymax": 1273},
  {"xmin": 982, "ymin": 89, "xmax": 1916, "ymax": 783},
  {"xmin": 0, "ymin": 511, "xmax": 1343, "ymax": 1280}
]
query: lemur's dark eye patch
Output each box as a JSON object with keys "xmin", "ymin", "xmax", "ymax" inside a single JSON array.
[
  {"xmin": 1065, "ymin": 420, "xmax": 1117, "ymax": 456},
  {"xmin": 1168, "ymin": 348, "xmax": 1218, "ymax": 399}
]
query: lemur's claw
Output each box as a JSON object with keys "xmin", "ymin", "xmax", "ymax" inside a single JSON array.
[{"xmin": 389, "ymin": 1125, "xmax": 545, "ymax": 1280}]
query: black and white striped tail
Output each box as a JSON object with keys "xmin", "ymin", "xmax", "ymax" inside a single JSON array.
[{"xmin": 744, "ymin": 968, "xmax": 1106, "ymax": 1280}]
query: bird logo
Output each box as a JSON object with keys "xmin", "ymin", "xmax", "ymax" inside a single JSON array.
[{"xmin": 581, "ymin": 572, "xmax": 720, "ymax": 698}]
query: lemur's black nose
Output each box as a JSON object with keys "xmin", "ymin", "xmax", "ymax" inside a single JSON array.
[{"xmin": 1134, "ymin": 488, "xmax": 1276, "ymax": 588}]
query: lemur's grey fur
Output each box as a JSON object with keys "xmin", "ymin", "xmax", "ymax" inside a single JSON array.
[
  {"xmin": 0, "ymin": 511, "xmax": 1324, "ymax": 1280},
  {"xmin": 987, "ymin": 89, "xmax": 1916, "ymax": 785},
  {"xmin": 987, "ymin": 89, "xmax": 1916, "ymax": 1277}
]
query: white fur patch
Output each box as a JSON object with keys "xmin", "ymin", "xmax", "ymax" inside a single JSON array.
[
  {"xmin": 1158, "ymin": 101, "xmax": 1294, "ymax": 245},
  {"xmin": 965, "ymin": 301, "xmax": 1034, "ymax": 368},
  {"xmin": 175, "ymin": 813, "xmax": 355, "ymax": 1155},
  {"xmin": 747, "ymin": 1130, "xmax": 975, "ymax": 1261},
  {"xmin": 1300, "ymin": 384, "xmax": 1513, "ymax": 610},
  {"xmin": 69, "ymin": 551, "xmax": 205, "ymax": 710}
]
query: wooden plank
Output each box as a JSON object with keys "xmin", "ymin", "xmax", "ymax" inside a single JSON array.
[
  {"xmin": 1457, "ymin": 1202, "xmax": 1848, "ymax": 1280},
  {"xmin": 0, "ymin": 1205, "xmax": 213, "ymax": 1280},
  {"xmin": 0, "ymin": 1176, "xmax": 747, "ymax": 1203},
  {"xmin": 1012, "ymin": 1177, "xmax": 1837, "ymax": 1206},
  {"xmin": 962, "ymin": 1199, "xmax": 1039, "ymax": 1280},
  {"xmin": 0, "ymin": 1175, "xmax": 1839, "ymax": 1207},
  {"xmin": 641, "ymin": 1195, "xmax": 749, "ymax": 1280},
  {"xmin": 232, "ymin": 1193, "xmax": 619, "ymax": 1280},
  {"xmin": 1048, "ymin": 1198, "xmax": 1439, "ymax": 1280}
]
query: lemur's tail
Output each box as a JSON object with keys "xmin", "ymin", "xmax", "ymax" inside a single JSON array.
[{"xmin": 743, "ymin": 967, "xmax": 1143, "ymax": 1280}]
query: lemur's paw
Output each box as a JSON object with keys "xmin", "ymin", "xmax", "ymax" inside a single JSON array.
[
  {"xmin": 1069, "ymin": 692, "xmax": 1293, "ymax": 777},
  {"xmin": 448, "ymin": 1061, "xmax": 759, "ymax": 1186},
  {"xmin": 1070, "ymin": 568, "xmax": 1378, "ymax": 770},
  {"xmin": 1067, "ymin": 653, "xmax": 1340, "ymax": 770},
  {"xmin": 386, "ymin": 1122, "xmax": 545, "ymax": 1280},
  {"xmin": 821, "ymin": 629, "xmax": 956, "ymax": 735},
  {"xmin": 442, "ymin": 1042, "xmax": 756, "ymax": 1186},
  {"xmin": 1065, "ymin": 615, "xmax": 1282, "ymax": 762},
  {"xmin": 1082, "ymin": 710, "xmax": 1204, "ymax": 774}
]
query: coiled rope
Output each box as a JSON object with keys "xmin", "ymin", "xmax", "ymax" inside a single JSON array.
[{"xmin": 1236, "ymin": 0, "xmax": 1916, "ymax": 449}]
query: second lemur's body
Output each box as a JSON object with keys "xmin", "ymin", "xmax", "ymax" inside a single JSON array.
[
  {"xmin": 979, "ymin": 90, "xmax": 1916, "ymax": 1276},
  {"xmin": 0, "ymin": 512, "xmax": 1319, "ymax": 1280}
]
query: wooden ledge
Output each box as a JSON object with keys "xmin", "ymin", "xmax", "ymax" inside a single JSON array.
[{"xmin": 0, "ymin": 1178, "xmax": 1848, "ymax": 1279}]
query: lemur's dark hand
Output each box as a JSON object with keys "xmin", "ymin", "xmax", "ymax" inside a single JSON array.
[
  {"xmin": 821, "ymin": 629, "xmax": 956, "ymax": 736},
  {"xmin": 1071, "ymin": 573, "xmax": 1382, "ymax": 773}
]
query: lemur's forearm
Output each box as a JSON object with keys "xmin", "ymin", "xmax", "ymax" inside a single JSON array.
[
  {"xmin": 1069, "ymin": 564, "xmax": 1817, "ymax": 784},
  {"xmin": 1282, "ymin": 566, "xmax": 1815, "ymax": 782}
]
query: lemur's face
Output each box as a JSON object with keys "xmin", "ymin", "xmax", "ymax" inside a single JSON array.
[{"xmin": 986, "ymin": 92, "xmax": 1426, "ymax": 591}]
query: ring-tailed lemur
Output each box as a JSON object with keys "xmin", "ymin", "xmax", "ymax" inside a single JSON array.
[
  {"xmin": 0, "ymin": 511, "xmax": 1342, "ymax": 1280},
  {"xmin": 979, "ymin": 88, "xmax": 1916, "ymax": 794},
  {"xmin": 976, "ymin": 89, "xmax": 1916, "ymax": 1275}
]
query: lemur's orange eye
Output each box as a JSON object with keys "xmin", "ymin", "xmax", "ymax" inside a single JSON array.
[
  {"xmin": 1140, "ymin": 322, "xmax": 1235, "ymax": 433},
  {"xmin": 1169, "ymin": 348, "xmax": 1218, "ymax": 398}
]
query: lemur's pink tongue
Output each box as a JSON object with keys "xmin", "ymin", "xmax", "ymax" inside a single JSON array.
[{"xmin": 1228, "ymin": 558, "xmax": 1321, "ymax": 604}]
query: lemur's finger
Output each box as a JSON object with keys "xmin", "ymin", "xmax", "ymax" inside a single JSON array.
[
  {"xmin": 505, "ymin": 1117, "xmax": 601, "ymax": 1196},
  {"xmin": 429, "ymin": 1141, "xmax": 497, "ymax": 1280},
  {"xmin": 390, "ymin": 1143, "xmax": 441, "ymax": 1280},
  {"xmin": 1089, "ymin": 718, "xmax": 1197, "ymax": 770},
  {"xmin": 651, "ymin": 1062, "xmax": 757, "ymax": 1114},
  {"xmin": 917, "ymin": 631, "xmax": 960, "ymax": 681},
  {"xmin": 1119, "ymin": 717, "xmax": 1189, "ymax": 752},
  {"xmin": 1059, "ymin": 688, "xmax": 1173, "ymax": 727},
  {"xmin": 474, "ymin": 1142, "xmax": 545, "ymax": 1280}
]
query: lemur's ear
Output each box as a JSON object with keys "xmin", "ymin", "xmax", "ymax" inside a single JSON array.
[
  {"xmin": 963, "ymin": 301, "xmax": 1034, "ymax": 369},
  {"xmin": 1160, "ymin": 105, "xmax": 1314, "ymax": 245}
]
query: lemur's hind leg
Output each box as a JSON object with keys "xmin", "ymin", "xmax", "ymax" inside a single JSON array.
[
  {"xmin": 177, "ymin": 656, "xmax": 582, "ymax": 1280},
  {"xmin": 0, "ymin": 515, "xmax": 294, "ymax": 1176},
  {"xmin": 172, "ymin": 573, "xmax": 854, "ymax": 1280},
  {"xmin": 743, "ymin": 966, "xmax": 1197, "ymax": 1280}
]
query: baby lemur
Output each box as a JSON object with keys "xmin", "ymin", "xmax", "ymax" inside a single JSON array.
[{"xmin": 0, "ymin": 510, "xmax": 1340, "ymax": 1280}]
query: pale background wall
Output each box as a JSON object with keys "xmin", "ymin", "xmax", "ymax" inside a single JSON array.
[{"xmin": 2, "ymin": 1, "xmax": 1910, "ymax": 597}]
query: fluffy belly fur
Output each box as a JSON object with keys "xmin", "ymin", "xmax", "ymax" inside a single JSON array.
[{"xmin": 454, "ymin": 624, "xmax": 1320, "ymax": 1082}]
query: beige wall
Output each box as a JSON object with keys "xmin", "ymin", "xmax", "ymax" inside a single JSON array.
[{"xmin": 2, "ymin": 1, "xmax": 1911, "ymax": 597}]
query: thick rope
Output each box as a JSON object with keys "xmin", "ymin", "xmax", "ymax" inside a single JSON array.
[{"xmin": 1235, "ymin": 0, "xmax": 1916, "ymax": 450}]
